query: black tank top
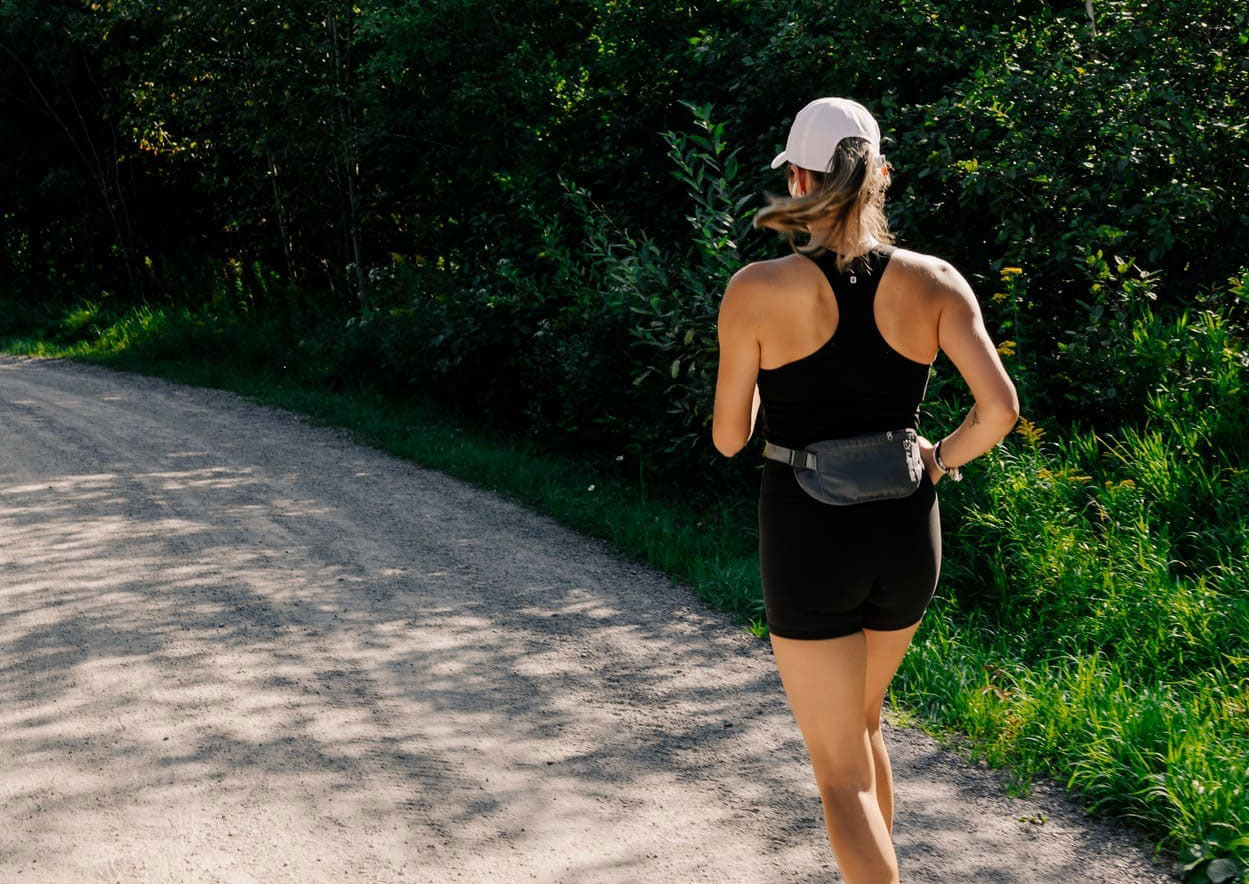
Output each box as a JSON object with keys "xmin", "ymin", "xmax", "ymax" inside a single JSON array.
[{"xmin": 756, "ymin": 245, "xmax": 932, "ymax": 449}]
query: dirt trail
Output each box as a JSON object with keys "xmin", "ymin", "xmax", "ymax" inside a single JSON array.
[{"xmin": 0, "ymin": 355, "xmax": 1176, "ymax": 883}]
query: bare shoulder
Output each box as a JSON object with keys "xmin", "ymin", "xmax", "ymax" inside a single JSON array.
[
  {"xmin": 720, "ymin": 256, "xmax": 802, "ymax": 316},
  {"xmin": 727, "ymin": 255, "xmax": 796, "ymax": 290},
  {"xmin": 888, "ymin": 247, "xmax": 977, "ymax": 306}
]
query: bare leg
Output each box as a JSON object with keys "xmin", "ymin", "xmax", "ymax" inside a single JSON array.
[
  {"xmin": 863, "ymin": 618, "xmax": 924, "ymax": 834},
  {"xmin": 770, "ymin": 630, "xmax": 899, "ymax": 884}
]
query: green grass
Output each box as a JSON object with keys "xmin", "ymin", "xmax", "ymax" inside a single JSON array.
[
  {"xmin": 1, "ymin": 321, "xmax": 768, "ymax": 628},
  {"xmin": 3, "ymin": 299, "xmax": 1247, "ymax": 881}
]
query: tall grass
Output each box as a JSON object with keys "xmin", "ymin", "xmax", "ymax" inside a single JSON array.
[
  {"xmin": 3, "ymin": 291, "xmax": 1246, "ymax": 879},
  {"xmin": 899, "ymin": 432, "xmax": 1247, "ymax": 851},
  {"xmin": 894, "ymin": 295, "xmax": 1249, "ymax": 877}
]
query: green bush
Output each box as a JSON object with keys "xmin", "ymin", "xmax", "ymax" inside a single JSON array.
[{"xmin": 5, "ymin": 0, "xmax": 1249, "ymax": 871}]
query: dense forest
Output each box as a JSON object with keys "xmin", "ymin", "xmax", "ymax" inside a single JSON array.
[
  {"xmin": 2, "ymin": 1, "xmax": 1248, "ymax": 875},
  {"xmin": 3, "ymin": 0, "xmax": 1246, "ymax": 464}
]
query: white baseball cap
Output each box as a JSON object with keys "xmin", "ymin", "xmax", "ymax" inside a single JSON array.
[{"xmin": 770, "ymin": 97, "xmax": 882, "ymax": 171}]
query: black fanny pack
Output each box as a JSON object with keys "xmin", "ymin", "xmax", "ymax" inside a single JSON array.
[{"xmin": 762, "ymin": 428, "xmax": 924, "ymax": 506}]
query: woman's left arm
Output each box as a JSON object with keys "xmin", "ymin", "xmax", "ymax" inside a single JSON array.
[{"xmin": 711, "ymin": 266, "xmax": 764, "ymax": 458}]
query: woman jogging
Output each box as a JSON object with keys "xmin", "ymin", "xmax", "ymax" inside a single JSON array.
[{"xmin": 711, "ymin": 97, "xmax": 1020, "ymax": 884}]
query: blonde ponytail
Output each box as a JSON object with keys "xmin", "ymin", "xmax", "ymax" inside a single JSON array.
[{"xmin": 753, "ymin": 137, "xmax": 895, "ymax": 276}]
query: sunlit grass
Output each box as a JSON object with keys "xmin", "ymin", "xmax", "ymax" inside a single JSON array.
[{"xmin": 3, "ymin": 299, "xmax": 1247, "ymax": 877}]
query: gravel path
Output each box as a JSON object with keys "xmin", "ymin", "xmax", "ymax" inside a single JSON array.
[{"xmin": 0, "ymin": 355, "xmax": 1177, "ymax": 883}]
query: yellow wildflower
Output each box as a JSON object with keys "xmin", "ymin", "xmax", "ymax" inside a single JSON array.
[
  {"xmin": 1001, "ymin": 266, "xmax": 1023, "ymax": 276},
  {"xmin": 1015, "ymin": 416, "xmax": 1045, "ymax": 446},
  {"xmin": 992, "ymin": 291, "xmax": 1010, "ymax": 302},
  {"xmin": 997, "ymin": 340, "xmax": 1017, "ymax": 357}
]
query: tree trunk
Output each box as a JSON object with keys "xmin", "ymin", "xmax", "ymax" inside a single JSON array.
[
  {"xmin": 0, "ymin": 42, "xmax": 141, "ymax": 298},
  {"xmin": 267, "ymin": 153, "xmax": 299, "ymax": 285},
  {"xmin": 327, "ymin": 4, "xmax": 365, "ymax": 306},
  {"xmin": 237, "ymin": 70, "xmax": 299, "ymax": 289}
]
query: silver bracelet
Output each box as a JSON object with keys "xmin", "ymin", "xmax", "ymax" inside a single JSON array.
[{"xmin": 934, "ymin": 439, "xmax": 963, "ymax": 482}]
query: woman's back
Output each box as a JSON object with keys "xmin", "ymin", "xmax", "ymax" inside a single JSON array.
[
  {"xmin": 754, "ymin": 244, "xmax": 938, "ymax": 449},
  {"xmin": 711, "ymin": 96, "xmax": 1019, "ymax": 884}
]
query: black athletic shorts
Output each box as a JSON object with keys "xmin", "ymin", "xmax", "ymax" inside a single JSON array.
[{"xmin": 758, "ymin": 458, "xmax": 941, "ymax": 640}]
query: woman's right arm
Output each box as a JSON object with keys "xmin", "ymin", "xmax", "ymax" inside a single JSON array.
[{"xmin": 928, "ymin": 259, "xmax": 1020, "ymax": 473}]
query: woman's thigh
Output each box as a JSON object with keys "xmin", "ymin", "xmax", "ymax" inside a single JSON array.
[
  {"xmin": 862, "ymin": 618, "xmax": 925, "ymax": 729},
  {"xmin": 769, "ymin": 630, "xmax": 875, "ymax": 790}
]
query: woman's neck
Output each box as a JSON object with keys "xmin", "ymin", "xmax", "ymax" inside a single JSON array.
[{"xmin": 807, "ymin": 229, "xmax": 881, "ymax": 253}]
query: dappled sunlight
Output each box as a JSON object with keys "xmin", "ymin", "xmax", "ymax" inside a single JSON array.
[
  {"xmin": 0, "ymin": 357, "xmax": 1175, "ymax": 883},
  {"xmin": 0, "ymin": 358, "xmax": 838, "ymax": 882}
]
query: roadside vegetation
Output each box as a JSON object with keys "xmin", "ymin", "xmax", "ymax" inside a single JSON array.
[{"xmin": 2, "ymin": 0, "xmax": 1246, "ymax": 878}]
